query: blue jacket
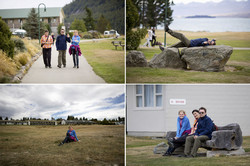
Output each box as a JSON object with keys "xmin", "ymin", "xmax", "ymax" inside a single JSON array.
[
  {"xmin": 190, "ymin": 38, "xmax": 209, "ymax": 47},
  {"xmin": 56, "ymin": 35, "xmax": 71, "ymax": 50},
  {"xmin": 194, "ymin": 115, "xmax": 214, "ymax": 139},
  {"xmin": 71, "ymin": 35, "xmax": 80, "ymax": 46},
  {"xmin": 67, "ymin": 129, "xmax": 78, "ymax": 141},
  {"xmin": 176, "ymin": 116, "xmax": 191, "ymax": 138}
]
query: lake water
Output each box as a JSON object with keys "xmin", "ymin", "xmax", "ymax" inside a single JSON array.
[{"xmin": 157, "ymin": 18, "xmax": 250, "ymax": 32}]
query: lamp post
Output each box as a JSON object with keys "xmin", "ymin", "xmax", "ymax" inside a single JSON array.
[
  {"xmin": 38, "ymin": 3, "xmax": 46, "ymax": 44},
  {"xmin": 164, "ymin": 0, "xmax": 168, "ymax": 47}
]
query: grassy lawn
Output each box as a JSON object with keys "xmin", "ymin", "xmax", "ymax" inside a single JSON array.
[
  {"xmin": 0, "ymin": 125, "xmax": 124, "ymax": 166},
  {"xmin": 126, "ymin": 31, "xmax": 250, "ymax": 83},
  {"xmin": 126, "ymin": 136, "xmax": 250, "ymax": 166},
  {"xmin": 80, "ymin": 38, "xmax": 124, "ymax": 83}
]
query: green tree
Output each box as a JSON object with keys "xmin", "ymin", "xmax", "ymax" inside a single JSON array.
[
  {"xmin": 57, "ymin": 23, "xmax": 64, "ymax": 35},
  {"xmin": 67, "ymin": 115, "xmax": 74, "ymax": 120},
  {"xmin": 0, "ymin": 17, "xmax": 15, "ymax": 58},
  {"xmin": 23, "ymin": 8, "xmax": 45, "ymax": 39},
  {"xmin": 0, "ymin": 116, "xmax": 2, "ymax": 120},
  {"xmin": 45, "ymin": 23, "xmax": 51, "ymax": 33},
  {"xmin": 83, "ymin": 7, "xmax": 95, "ymax": 31},
  {"xmin": 126, "ymin": 0, "xmax": 139, "ymax": 31},
  {"xmin": 70, "ymin": 19, "xmax": 87, "ymax": 32},
  {"xmin": 96, "ymin": 14, "xmax": 111, "ymax": 33}
]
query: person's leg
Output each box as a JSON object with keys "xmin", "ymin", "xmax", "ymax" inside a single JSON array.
[
  {"xmin": 76, "ymin": 50, "xmax": 79, "ymax": 68},
  {"xmin": 184, "ymin": 135, "xmax": 195, "ymax": 156},
  {"xmin": 62, "ymin": 50, "xmax": 66, "ymax": 67},
  {"xmin": 72, "ymin": 49, "xmax": 76, "ymax": 68},
  {"xmin": 48, "ymin": 48, "xmax": 51, "ymax": 68},
  {"xmin": 173, "ymin": 134, "xmax": 187, "ymax": 149},
  {"xmin": 58, "ymin": 50, "xmax": 62, "ymax": 68},
  {"xmin": 167, "ymin": 29, "xmax": 190, "ymax": 47},
  {"xmin": 42, "ymin": 48, "xmax": 48, "ymax": 68},
  {"xmin": 169, "ymin": 41, "xmax": 186, "ymax": 48},
  {"xmin": 190, "ymin": 135, "xmax": 209, "ymax": 157}
]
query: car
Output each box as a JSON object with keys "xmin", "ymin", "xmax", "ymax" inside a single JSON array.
[
  {"xmin": 104, "ymin": 29, "xmax": 120, "ymax": 38},
  {"xmin": 12, "ymin": 29, "xmax": 27, "ymax": 38}
]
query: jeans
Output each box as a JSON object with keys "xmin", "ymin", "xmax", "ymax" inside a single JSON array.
[
  {"xmin": 166, "ymin": 133, "xmax": 188, "ymax": 154},
  {"xmin": 42, "ymin": 48, "xmax": 51, "ymax": 67},
  {"xmin": 58, "ymin": 50, "xmax": 66, "ymax": 67},
  {"xmin": 72, "ymin": 49, "xmax": 79, "ymax": 67},
  {"xmin": 62, "ymin": 136, "xmax": 75, "ymax": 144}
]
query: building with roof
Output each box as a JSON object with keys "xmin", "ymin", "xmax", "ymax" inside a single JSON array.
[{"xmin": 0, "ymin": 7, "xmax": 65, "ymax": 35}]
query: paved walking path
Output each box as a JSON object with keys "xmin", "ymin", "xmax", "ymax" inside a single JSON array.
[{"xmin": 21, "ymin": 43, "xmax": 106, "ymax": 84}]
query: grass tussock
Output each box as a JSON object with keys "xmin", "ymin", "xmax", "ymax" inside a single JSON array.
[{"xmin": 0, "ymin": 37, "xmax": 40, "ymax": 83}]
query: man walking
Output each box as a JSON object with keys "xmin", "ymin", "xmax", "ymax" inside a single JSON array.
[
  {"xmin": 184, "ymin": 107, "xmax": 214, "ymax": 157},
  {"xmin": 56, "ymin": 29, "xmax": 71, "ymax": 68},
  {"xmin": 41, "ymin": 30, "xmax": 53, "ymax": 68}
]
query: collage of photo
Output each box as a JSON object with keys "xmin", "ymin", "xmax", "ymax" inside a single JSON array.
[{"xmin": 0, "ymin": 0, "xmax": 250, "ymax": 165}]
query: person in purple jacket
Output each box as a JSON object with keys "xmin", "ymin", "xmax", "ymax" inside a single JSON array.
[
  {"xmin": 160, "ymin": 25, "xmax": 216, "ymax": 51},
  {"xmin": 58, "ymin": 126, "xmax": 80, "ymax": 146}
]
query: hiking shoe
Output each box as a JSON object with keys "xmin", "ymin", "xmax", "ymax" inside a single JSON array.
[
  {"xmin": 45, "ymin": 66, "xmax": 48, "ymax": 68},
  {"xmin": 63, "ymin": 65, "xmax": 66, "ymax": 68},
  {"xmin": 162, "ymin": 152, "xmax": 171, "ymax": 156},
  {"xmin": 165, "ymin": 24, "xmax": 170, "ymax": 32},
  {"xmin": 49, "ymin": 66, "xmax": 52, "ymax": 68},
  {"xmin": 58, "ymin": 142, "xmax": 63, "ymax": 146},
  {"xmin": 77, "ymin": 66, "xmax": 79, "ymax": 68},
  {"xmin": 57, "ymin": 65, "xmax": 61, "ymax": 68},
  {"xmin": 159, "ymin": 45, "xmax": 165, "ymax": 51},
  {"xmin": 73, "ymin": 66, "xmax": 76, "ymax": 68}
]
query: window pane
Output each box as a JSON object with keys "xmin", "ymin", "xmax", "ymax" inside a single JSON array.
[
  {"xmin": 156, "ymin": 95, "xmax": 162, "ymax": 107},
  {"xmin": 136, "ymin": 96, "xmax": 142, "ymax": 107},
  {"xmin": 156, "ymin": 85, "xmax": 162, "ymax": 93},
  {"xmin": 144, "ymin": 85, "xmax": 154, "ymax": 107},
  {"xmin": 136, "ymin": 85, "xmax": 142, "ymax": 94}
]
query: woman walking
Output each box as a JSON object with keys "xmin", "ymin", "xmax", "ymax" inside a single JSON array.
[{"xmin": 69, "ymin": 30, "xmax": 82, "ymax": 68}]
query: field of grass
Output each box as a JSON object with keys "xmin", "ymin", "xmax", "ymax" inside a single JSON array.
[
  {"xmin": 126, "ymin": 136, "xmax": 250, "ymax": 166},
  {"xmin": 0, "ymin": 125, "xmax": 124, "ymax": 166},
  {"xmin": 127, "ymin": 31, "xmax": 250, "ymax": 83},
  {"xmin": 80, "ymin": 38, "xmax": 125, "ymax": 83}
]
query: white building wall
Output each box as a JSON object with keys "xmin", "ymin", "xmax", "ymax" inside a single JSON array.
[{"xmin": 127, "ymin": 85, "xmax": 250, "ymax": 136}]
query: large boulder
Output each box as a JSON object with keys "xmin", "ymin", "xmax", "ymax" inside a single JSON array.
[
  {"xmin": 153, "ymin": 142, "xmax": 168, "ymax": 154},
  {"xmin": 126, "ymin": 51, "xmax": 148, "ymax": 67},
  {"xmin": 149, "ymin": 48, "xmax": 186, "ymax": 69},
  {"xmin": 181, "ymin": 45, "xmax": 233, "ymax": 72}
]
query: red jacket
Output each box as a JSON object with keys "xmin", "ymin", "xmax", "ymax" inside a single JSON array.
[{"xmin": 69, "ymin": 45, "xmax": 82, "ymax": 56}]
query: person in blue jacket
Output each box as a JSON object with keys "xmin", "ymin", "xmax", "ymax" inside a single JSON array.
[
  {"xmin": 160, "ymin": 25, "xmax": 216, "ymax": 51},
  {"xmin": 184, "ymin": 107, "xmax": 214, "ymax": 157},
  {"xmin": 163, "ymin": 110, "xmax": 191, "ymax": 156},
  {"xmin": 56, "ymin": 28, "xmax": 71, "ymax": 68},
  {"xmin": 58, "ymin": 126, "xmax": 80, "ymax": 146},
  {"xmin": 71, "ymin": 30, "xmax": 81, "ymax": 68}
]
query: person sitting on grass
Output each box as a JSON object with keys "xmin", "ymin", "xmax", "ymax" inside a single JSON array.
[
  {"xmin": 163, "ymin": 109, "xmax": 201, "ymax": 156},
  {"xmin": 159, "ymin": 25, "xmax": 216, "ymax": 51},
  {"xmin": 58, "ymin": 126, "xmax": 79, "ymax": 146},
  {"xmin": 162, "ymin": 110, "xmax": 191, "ymax": 156}
]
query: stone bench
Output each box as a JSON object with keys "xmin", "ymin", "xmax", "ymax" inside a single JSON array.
[{"xmin": 154, "ymin": 123, "xmax": 245, "ymax": 157}]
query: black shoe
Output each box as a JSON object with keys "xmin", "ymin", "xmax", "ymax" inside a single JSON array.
[
  {"xmin": 63, "ymin": 65, "xmax": 66, "ymax": 68},
  {"xmin": 77, "ymin": 66, "xmax": 79, "ymax": 68},
  {"xmin": 165, "ymin": 24, "xmax": 169, "ymax": 32},
  {"xmin": 159, "ymin": 45, "xmax": 165, "ymax": 52},
  {"xmin": 73, "ymin": 66, "xmax": 76, "ymax": 68},
  {"xmin": 162, "ymin": 152, "xmax": 171, "ymax": 156},
  {"xmin": 57, "ymin": 65, "xmax": 61, "ymax": 68},
  {"xmin": 45, "ymin": 66, "xmax": 48, "ymax": 68},
  {"xmin": 49, "ymin": 66, "xmax": 52, "ymax": 68},
  {"xmin": 58, "ymin": 142, "xmax": 63, "ymax": 146}
]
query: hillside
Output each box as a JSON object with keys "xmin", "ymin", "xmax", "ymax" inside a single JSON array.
[{"xmin": 63, "ymin": 0, "xmax": 124, "ymax": 34}]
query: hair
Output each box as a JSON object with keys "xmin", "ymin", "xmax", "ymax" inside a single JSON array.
[
  {"xmin": 211, "ymin": 39, "xmax": 216, "ymax": 45},
  {"xmin": 69, "ymin": 125, "xmax": 73, "ymax": 129},
  {"xmin": 74, "ymin": 30, "xmax": 78, "ymax": 33},
  {"xmin": 44, "ymin": 30, "xmax": 48, "ymax": 32},
  {"xmin": 192, "ymin": 109, "xmax": 199, "ymax": 114},
  {"xmin": 199, "ymin": 107, "xmax": 207, "ymax": 113},
  {"xmin": 178, "ymin": 110, "xmax": 186, "ymax": 115},
  {"xmin": 61, "ymin": 29, "xmax": 64, "ymax": 31}
]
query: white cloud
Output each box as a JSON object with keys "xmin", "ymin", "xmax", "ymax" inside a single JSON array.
[{"xmin": 0, "ymin": 85, "xmax": 125, "ymax": 120}]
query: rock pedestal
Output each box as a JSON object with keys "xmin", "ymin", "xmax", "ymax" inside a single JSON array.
[
  {"xmin": 153, "ymin": 142, "xmax": 168, "ymax": 154},
  {"xmin": 149, "ymin": 48, "xmax": 186, "ymax": 69},
  {"xmin": 126, "ymin": 51, "xmax": 148, "ymax": 67},
  {"xmin": 181, "ymin": 45, "xmax": 233, "ymax": 72}
]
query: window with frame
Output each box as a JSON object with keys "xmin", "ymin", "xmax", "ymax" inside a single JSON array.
[{"xmin": 136, "ymin": 85, "xmax": 162, "ymax": 108}]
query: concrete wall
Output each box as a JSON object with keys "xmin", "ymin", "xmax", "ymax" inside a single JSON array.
[{"xmin": 127, "ymin": 85, "xmax": 250, "ymax": 136}]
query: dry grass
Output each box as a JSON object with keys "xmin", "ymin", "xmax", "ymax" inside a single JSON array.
[
  {"xmin": 0, "ymin": 125, "xmax": 124, "ymax": 166},
  {"xmin": 0, "ymin": 50, "xmax": 18, "ymax": 80}
]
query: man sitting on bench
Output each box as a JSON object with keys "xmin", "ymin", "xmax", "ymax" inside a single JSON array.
[{"xmin": 160, "ymin": 25, "xmax": 216, "ymax": 51}]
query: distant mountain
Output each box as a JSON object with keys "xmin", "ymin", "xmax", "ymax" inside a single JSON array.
[
  {"xmin": 186, "ymin": 15, "xmax": 216, "ymax": 18},
  {"xmin": 172, "ymin": 0, "xmax": 250, "ymax": 18},
  {"xmin": 63, "ymin": 0, "xmax": 124, "ymax": 34}
]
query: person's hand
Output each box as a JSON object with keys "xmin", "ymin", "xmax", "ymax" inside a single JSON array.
[
  {"xmin": 78, "ymin": 140, "xmax": 80, "ymax": 142},
  {"xmin": 174, "ymin": 137, "xmax": 178, "ymax": 139},
  {"xmin": 194, "ymin": 135, "xmax": 198, "ymax": 139}
]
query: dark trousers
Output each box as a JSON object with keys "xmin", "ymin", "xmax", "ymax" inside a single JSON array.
[
  {"xmin": 62, "ymin": 136, "xmax": 75, "ymax": 144},
  {"xmin": 166, "ymin": 134, "xmax": 188, "ymax": 154},
  {"xmin": 152, "ymin": 36, "xmax": 156, "ymax": 46},
  {"xmin": 72, "ymin": 49, "xmax": 79, "ymax": 67},
  {"xmin": 42, "ymin": 48, "xmax": 51, "ymax": 67}
]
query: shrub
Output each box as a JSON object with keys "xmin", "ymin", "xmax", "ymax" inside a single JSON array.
[
  {"xmin": 12, "ymin": 37, "xmax": 26, "ymax": 52},
  {"xmin": 126, "ymin": 28, "xmax": 147, "ymax": 50},
  {"xmin": 69, "ymin": 32, "xmax": 73, "ymax": 38},
  {"xmin": 82, "ymin": 32, "xmax": 93, "ymax": 39},
  {"xmin": 0, "ymin": 50, "xmax": 17, "ymax": 78}
]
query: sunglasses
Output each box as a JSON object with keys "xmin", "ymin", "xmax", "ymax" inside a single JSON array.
[{"xmin": 199, "ymin": 112, "xmax": 205, "ymax": 114}]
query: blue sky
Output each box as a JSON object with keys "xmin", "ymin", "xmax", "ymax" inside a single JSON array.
[{"xmin": 0, "ymin": 85, "xmax": 125, "ymax": 120}]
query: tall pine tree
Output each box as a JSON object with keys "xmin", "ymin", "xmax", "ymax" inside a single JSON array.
[
  {"xmin": 23, "ymin": 8, "xmax": 45, "ymax": 39},
  {"xmin": 83, "ymin": 7, "xmax": 95, "ymax": 31},
  {"xmin": 96, "ymin": 15, "xmax": 111, "ymax": 33}
]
